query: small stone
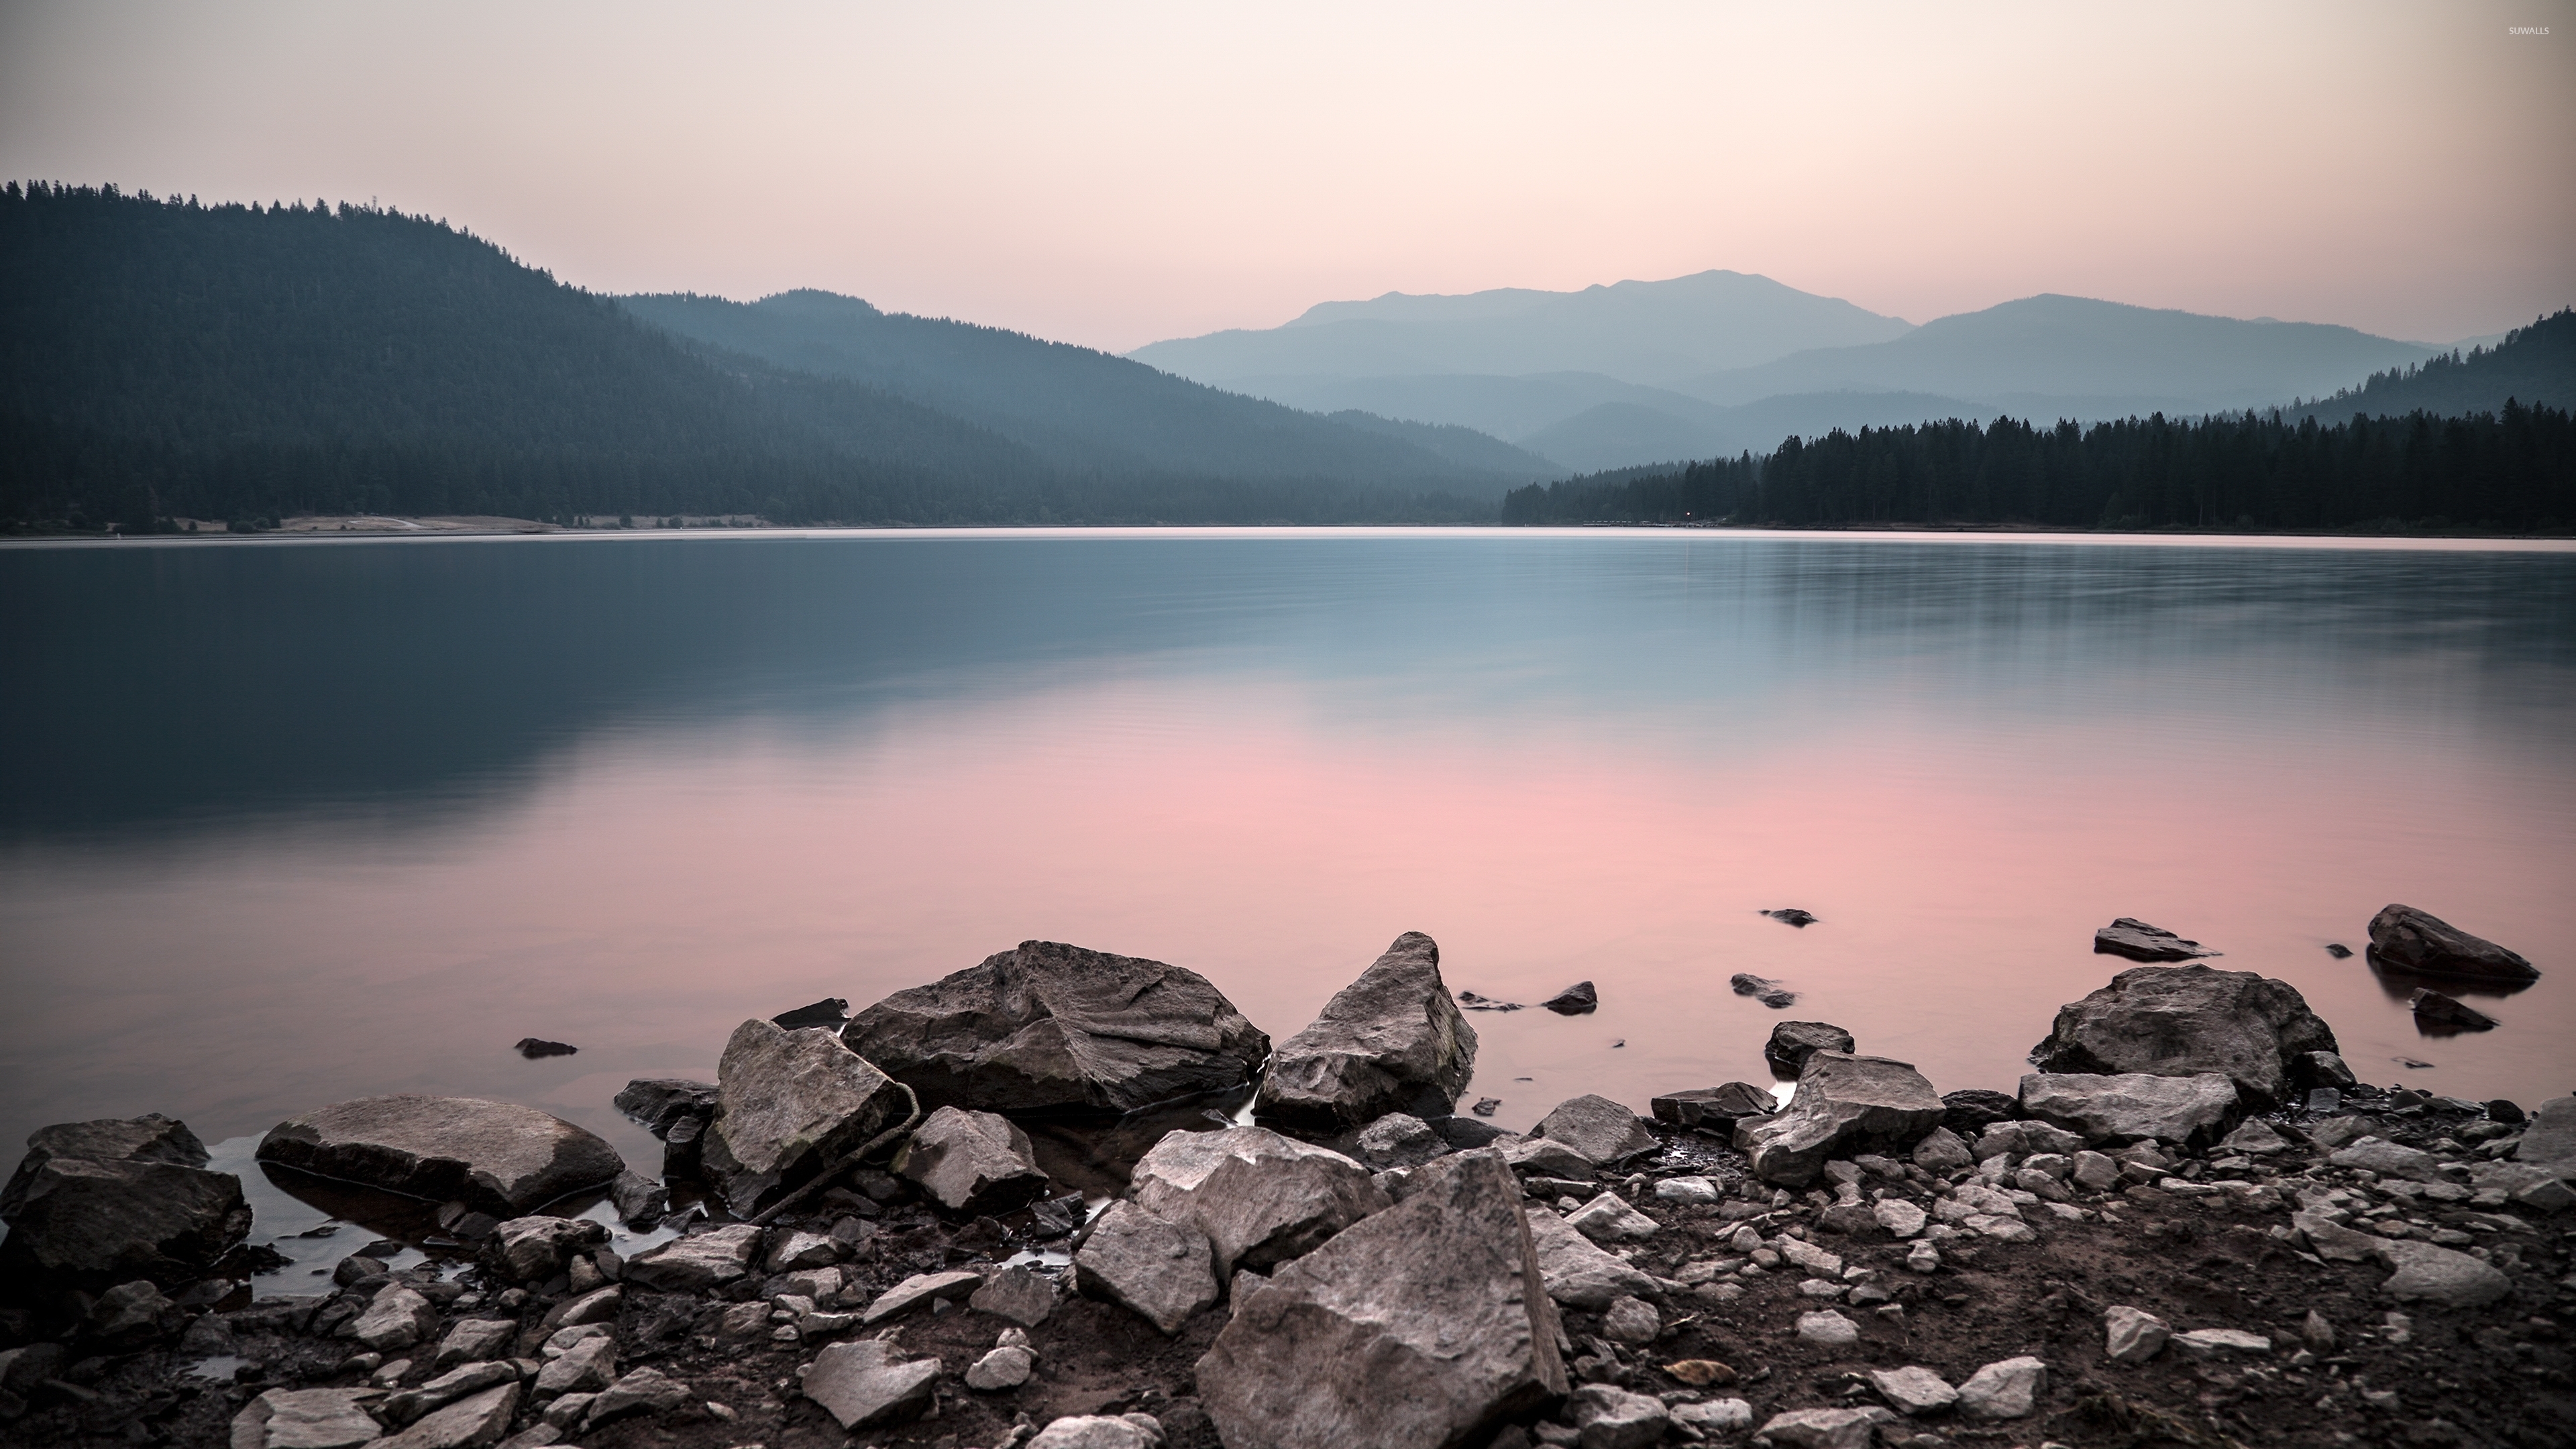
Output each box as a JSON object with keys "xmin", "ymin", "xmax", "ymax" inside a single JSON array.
[
  {"xmin": 1868, "ymin": 1364, "xmax": 1957, "ymax": 1415},
  {"xmin": 1954, "ymin": 1356, "xmax": 2045, "ymax": 1421},
  {"xmin": 2102, "ymin": 1305, "xmax": 2169, "ymax": 1364},
  {"xmin": 1026, "ymin": 1416, "xmax": 1165, "ymax": 1449},
  {"xmin": 1071, "ymin": 1201, "xmax": 1218, "ymax": 1335},
  {"xmin": 1670, "ymin": 1399, "xmax": 1754, "ymax": 1434},
  {"xmin": 2300, "ymin": 1309, "xmax": 2337, "ymax": 1351},
  {"xmin": 347, "ymin": 1287, "xmax": 440, "ymax": 1353},
  {"xmin": 1599, "ymin": 1296, "xmax": 1660, "ymax": 1346},
  {"xmin": 2171, "ymin": 1328, "xmax": 2270, "ymax": 1360},
  {"xmin": 1754, "ymin": 1406, "xmax": 1895, "ymax": 1448},
  {"xmin": 584, "ymin": 1367, "xmax": 690, "ymax": 1427},
  {"xmin": 1566, "ymin": 1191, "xmax": 1660, "ymax": 1242},
  {"xmin": 1794, "ymin": 1310, "xmax": 1860, "ymax": 1346},
  {"xmin": 2070, "ymin": 1150, "xmax": 2121, "ymax": 1191},
  {"xmin": 799, "ymin": 1340, "xmax": 940, "ymax": 1430},
  {"xmin": 860, "ymin": 1269, "xmax": 983, "ymax": 1325},
  {"xmin": 374, "ymin": 1384, "xmax": 520, "ymax": 1449},
  {"xmin": 1904, "ymin": 1241, "xmax": 1940, "ymax": 1274},
  {"xmin": 1872, "ymin": 1199, "xmax": 1927, "ymax": 1238},
  {"xmin": 969, "ymin": 1265, "xmax": 1059, "ymax": 1327},
  {"xmin": 965, "ymin": 1344, "xmax": 1036, "ymax": 1391},
  {"xmin": 1564, "ymin": 1383, "xmax": 1666, "ymax": 1449},
  {"xmin": 1652, "ymin": 1176, "xmax": 1718, "ymax": 1205},
  {"xmin": 533, "ymin": 1336, "xmax": 615, "ymax": 1396}
]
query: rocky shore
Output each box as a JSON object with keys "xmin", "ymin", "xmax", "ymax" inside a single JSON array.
[{"xmin": 1, "ymin": 912, "xmax": 2567, "ymax": 1449}]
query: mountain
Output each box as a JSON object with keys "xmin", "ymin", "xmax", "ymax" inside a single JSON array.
[
  {"xmin": 1130, "ymin": 270, "xmax": 1915, "ymax": 388},
  {"xmin": 618, "ymin": 289, "xmax": 1559, "ymax": 492},
  {"xmin": 2284, "ymin": 309, "xmax": 2573, "ymax": 423}
]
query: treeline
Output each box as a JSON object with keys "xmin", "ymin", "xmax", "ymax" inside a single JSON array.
[
  {"xmin": 1503, "ymin": 403, "xmax": 2575, "ymax": 531},
  {"xmin": 0, "ymin": 184, "xmax": 1491, "ymax": 529},
  {"xmin": 2286, "ymin": 308, "xmax": 2571, "ymax": 423}
]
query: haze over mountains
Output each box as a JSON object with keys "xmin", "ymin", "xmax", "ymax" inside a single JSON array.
[{"xmin": 1132, "ymin": 274, "xmax": 2470, "ymax": 472}]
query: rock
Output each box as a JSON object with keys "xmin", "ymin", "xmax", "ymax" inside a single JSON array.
[
  {"xmin": 486, "ymin": 1216, "xmax": 609, "ymax": 1284},
  {"xmin": 2094, "ymin": 918, "xmax": 2218, "ymax": 961},
  {"xmin": 2324, "ymin": 942, "xmax": 2353, "ymax": 958},
  {"xmin": 1868, "ymin": 1365, "xmax": 1957, "ymax": 1415},
  {"xmin": 1662, "ymin": 1360, "xmax": 1733, "ymax": 1388},
  {"xmin": 2293, "ymin": 1210, "xmax": 2381, "ymax": 1263},
  {"xmin": 1454, "ymin": 991, "xmax": 1523, "ymax": 1012},
  {"xmin": 1904, "ymin": 1241, "xmax": 1940, "ymax": 1273},
  {"xmin": 2410, "ymin": 989, "xmax": 2498, "ymax": 1031},
  {"xmin": 1565, "ymin": 1191, "xmax": 1658, "ymax": 1243},
  {"xmin": 2366, "ymin": 905, "xmax": 2540, "ymax": 982},
  {"xmin": 347, "ymin": 1286, "xmax": 440, "ymax": 1353},
  {"xmin": 596, "ymin": 1171, "xmax": 664, "ymax": 1230},
  {"xmin": 1764, "ymin": 1022, "xmax": 1856, "ymax": 1076},
  {"xmin": 533, "ymin": 1336, "xmax": 615, "ymax": 1395},
  {"xmin": 435, "ymin": 1320, "xmax": 517, "ymax": 1368},
  {"xmin": 1537, "ymin": 981, "xmax": 1601, "ymax": 1017},
  {"xmin": 610, "ymin": 1079, "xmax": 717, "ymax": 1136},
  {"xmin": 800, "ymin": 1340, "xmax": 941, "ymax": 1430},
  {"xmin": 1523, "ymin": 1205, "xmax": 1661, "ymax": 1309},
  {"xmin": 256, "ymin": 1096, "xmax": 624, "ymax": 1218},
  {"xmin": 621, "ymin": 1224, "xmax": 761, "ymax": 1292},
  {"xmin": 861, "ymin": 1269, "xmax": 985, "ymax": 1325},
  {"xmin": 1599, "ymin": 1296, "xmax": 1660, "ymax": 1346},
  {"xmin": 1872, "ymin": 1199, "xmax": 1927, "ymax": 1238},
  {"xmin": 2018, "ymin": 1071, "xmax": 2239, "ymax": 1147},
  {"xmin": 1074, "ymin": 1201, "xmax": 1219, "ymax": 1334},
  {"xmin": 2520, "ymin": 1095, "xmax": 2576, "ymax": 1177},
  {"xmin": 1672, "ymin": 1399, "xmax": 1754, "ymax": 1434},
  {"xmin": 231, "ymin": 1388, "xmax": 385, "ymax": 1449},
  {"xmin": 1565, "ymin": 1383, "xmax": 1666, "ymax": 1448},
  {"xmin": 1794, "ymin": 1310, "xmax": 1859, "ymax": 1346},
  {"xmin": 772, "ymin": 996, "xmax": 850, "ymax": 1029},
  {"xmin": 2029, "ymin": 964, "xmax": 2336, "ymax": 1108},
  {"xmin": 1501, "ymin": 1136, "xmax": 1598, "ymax": 1181},
  {"xmin": 2301, "ymin": 1310, "xmax": 2337, "ymax": 1350},
  {"xmin": 585, "ymin": 1367, "xmax": 690, "ymax": 1426},
  {"xmin": 847, "ymin": 940, "xmax": 1269, "ymax": 1116},
  {"xmin": 374, "ymin": 1384, "xmax": 519, "ymax": 1449},
  {"xmin": 1937, "ymin": 1089, "xmax": 2021, "ymax": 1136},
  {"xmin": 1531, "ymin": 1095, "xmax": 1656, "ymax": 1167},
  {"xmin": 1953, "ymin": 1356, "xmax": 2045, "ymax": 1420},
  {"xmin": 0, "ymin": 1114, "xmax": 209, "ymax": 1216},
  {"xmin": 965, "ymin": 1342, "xmax": 1036, "ymax": 1390},
  {"xmin": 2217, "ymin": 1119, "xmax": 2290, "ymax": 1156},
  {"xmin": 970, "ymin": 1264, "xmax": 1059, "ymax": 1326},
  {"xmin": 894, "ymin": 1107, "xmax": 1049, "ymax": 1215},
  {"xmin": 513, "ymin": 1038, "xmax": 576, "ymax": 1059},
  {"xmin": 2374, "ymin": 1239, "xmax": 2511, "ymax": 1307},
  {"xmin": 0, "ymin": 1154, "xmax": 249, "ymax": 1289},
  {"xmin": 2170, "ymin": 1329, "xmax": 2269, "ymax": 1360},
  {"xmin": 700, "ymin": 1018, "xmax": 909, "ymax": 1216},
  {"xmin": 86, "ymin": 1279, "xmax": 184, "ymax": 1343},
  {"xmin": 1909, "ymin": 1127, "xmax": 1972, "ymax": 1174},
  {"xmin": 2328, "ymin": 1136, "xmax": 2440, "ymax": 1181},
  {"xmin": 1648, "ymin": 1083, "xmax": 1772, "ymax": 1129},
  {"xmin": 1028, "ymin": 1417, "xmax": 1167, "ymax": 1449},
  {"xmin": 2295, "ymin": 1051, "xmax": 2357, "ymax": 1089},
  {"xmin": 544, "ymin": 1286, "xmax": 620, "ymax": 1330},
  {"xmin": 1764, "ymin": 907, "xmax": 1819, "ymax": 927},
  {"xmin": 1348, "ymin": 1113, "xmax": 1449, "ymax": 1171},
  {"xmin": 1433, "ymin": 1116, "xmax": 1508, "ymax": 1150},
  {"xmin": 1653, "ymin": 1175, "xmax": 1719, "ymax": 1205},
  {"xmin": 1471, "ymin": 1097, "xmax": 1503, "ymax": 1116},
  {"xmin": 1729, "ymin": 973, "xmax": 1797, "ymax": 1008},
  {"xmin": 764, "ymin": 1230, "xmax": 837, "ymax": 1273},
  {"xmin": 1754, "ymin": 1406, "xmax": 1892, "ymax": 1448},
  {"xmin": 2070, "ymin": 1150, "xmax": 2121, "ymax": 1191},
  {"xmin": 1195, "ymin": 1150, "xmax": 1566, "ymax": 1449},
  {"xmin": 383, "ymin": 1363, "xmax": 518, "ymax": 1426},
  {"xmin": 1130, "ymin": 1125, "xmax": 1388, "ymax": 1277},
  {"xmin": 1741, "ymin": 1052, "xmax": 1945, "ymax": 1187},
  {"xmin": 1254, "ymin": 932, "xmax": 1477, "ymax": 1128}
]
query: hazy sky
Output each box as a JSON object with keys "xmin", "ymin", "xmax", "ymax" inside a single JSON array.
[{"xmin": 4, "ymin": 1, "xmax": 2570, "ymax": 352}]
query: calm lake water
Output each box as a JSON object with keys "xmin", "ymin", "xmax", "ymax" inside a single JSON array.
[{"xmin": 3, "ymin": 529, "xmax": 2571, "ymax": 1179}]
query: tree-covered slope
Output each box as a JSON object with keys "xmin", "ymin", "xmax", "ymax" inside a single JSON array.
[{"xmin": 2286, "ymin": 309, "xmax": 2573, "ymax": 422}]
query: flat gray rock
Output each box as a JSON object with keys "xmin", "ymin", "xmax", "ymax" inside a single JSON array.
[
  {"xmin": 861, "ymin": 1269, "xmax": 984, "ymax": 1325},
  {"xmin": 2514, "ymin": 1095, "xmax": 2576, "ymax": 1178},
  {"xmin": 845, "ymin": 940, "xmax": 1270, "ymax": 1115},
  {"xmin": 1255, "ymin": 932, "xmax": 1478, "ymax": 1129},
  {"xmin": 2103, "ymin": 1305, "xmax": 2168, "ymax": 1364},
  {"xmin": 1522, "ymin": 1205, "xmax": 1660, "ymax": 1309},
  {"xmin": 2027, "ymin": 964, "xmax": 2337, "ymax": 1107},
  {"xmin": 382, "ymin": 1364, "xmax": 517, "ymax": 1426},
  {"xmin": 433, "ymin": 1319, "xmax": 517, "ymax": 1368},
  {"xmin": 1500, "ymin": 1135, "xmax": 1597, "ymax": 1181},
  {"xmin": 622, "ymin": 1224, "xmax": 761, "ymax": 1293},
  {"xmin": 2093, "ymin": 918, "xmax": 2218, "ymax": 961},
  {"xmin": 1564, "ymin": 1191, "xmax": 1659, "ymax": 1243},
  {"xmin": 1074, "ymin": 1201, "xmax": 1216, "ymax": 1334},
  {"xmin": 969, "ymin": 1264, "xmax": 1060, "ymax": 1326},
  {"xmin": 1026, "ymin": 1417, "xmax": 1166, "ymax": 1449},
  {"xmin": 1195, "ymin": 1150, "xmax": 1566, "ymax": 1449},
  {"xmin": 800, "ymin": 1340, "xmax": 941, "ymax": 1430},
  {"xmin": 2327, "ymin": 1136, "xmax": 2441, "ymax": 1182},
  {"xmin": 701, "ymin": 1018, "xmax": 909, "ymax": 1216},
  {"xmin": 2019, "ymin": 1071, "xmax": 2239, "ymax": 1147},
  {"xmin": 1565, "ymin": 1383, "xmax": 1666, "ymax": 1448},
  {"xmin": 1531, "ymin": 1095, "xmax": 1656, "ymax": 1167},
  {"xmin": 1741, "ymin": 1052, "xmax": 1945, "ymax": 1187},
  {"xmin": 532, "ymin": 1336, "xmax": 615, "ymax": 1395},
  {"xmin": 1130, "ymin": 1125, "xmax": 1387, "ymax": 1277},
  {"xmin": 584, "ymin": 1367, "xmax": 691, "ymax": 1426},
  {"xmin": 2367, "ymin": 904, "xmax": 2539, "ymax": 981},
  {"xmin": 2374, "ymin": 1239, "xmax": 2512, "ymax": 1307},
  {"xmin": 373, "ymin": 1383, "xmax": 519, "ymax": 1449},
  {"xmin": 1, "ymin": 1113, "xmax": 208, "ymax": 1216},
  {"xmin": 895, "ymin": 1106, "xmax": 1049, "ymax": 1215},
  {"xmin": 2171, "ymin": 1328, "xmax": 2270, "ymax": 1360},
  {"xmin": 347, "ymin": 1285, "xmax": 440, "ymax": 1353},
  {"xmin": 1955, "ymin": 1356, "xmax": 2046, "ymax": 1421},
  {"xmin": 1347, "ymin": 1113, "xmax": 1448, "ymax": 1171},
  {"xmin": 0, "ymin": 1153, "xmax": 248, "ymax": 1289},
  {"xmin": 1755, "ymin": 1407, "xmax": 1892, "ymax": 1448},
  {"xmin": 230, "ymin": 1388, "xmax": 385, "ymax": 1449},
  {"xmin": 1868, "ymin": 1365, "xmax": 1957, "ymax": 1415},
  {"xmin": 257, "ymin": 1095, "xmax": 624, "ymax": 1218}
]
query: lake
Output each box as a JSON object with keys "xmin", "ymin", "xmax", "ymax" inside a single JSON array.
[{"xmin": 3, "ymin": 529, "xmax": 2571, "ymax": 1182}]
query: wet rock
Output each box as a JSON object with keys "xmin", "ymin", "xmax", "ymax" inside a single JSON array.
[
  {"xmin": 2029, "ymin": 964, "xmax": 2337, "ymax": 1107},
  {"xmin": 1868, "ymin": 1364, "xmax": 1957, "ymax": 1415},
  {"xmin": 2374, "ymin": 1239, "xmax": 2511, "ymax": 1307},
  {"xmin": 2367, "ymin": 904, "xmax": 2540, "ymax": 982},
  {"xmin": 700, "ymin": 1018, "xmax": 909, "ymax": 1216},
  {"xmin": 1348, "ymin": 1113, "xmax": 1449, "ymax": 1171},
  {"xmin": 257, "ymin": 1095, "xmax": 625, "ymax": 1218},
  {"xmin": 1909, "ymin": 1127, "xmax": 1972, "ymax": 1174},
  {"xmin": 1073, "ymin": 1201, "xmax": 1218, "ymax": 1335},
  {"xmin": 1540, "ymin": 981, "xmax": 1599, "ymax": 1015},
  {"xmin": 1763, "ymin": 1022, "xmax": 1856, "ymax": 1077},
  {"xmin": 1648, "ymin": 1083, "xmax": 1772, "ymax": 1130},
  {"xmin": 622, "ymin": 1223, "xmax": 761, "ymax": 1292},
  {"xmin": 375, "ymin": 1383, "xmax": 519, "ymax": 1449},
  {"xmin": 1523, "ymin": 1205, "xmax": 1660, "ymax": 1309},
  {"xmin": 1028, "ymin": 1416, "xmax": 1166, "ymax": 1449},
  {"xmin": 1938, "ymin": 1089, "xmax": 2021, "ymax": 1136},
  {"xmin": 1754, "ymin": 1407, "xmax": 1894, "ymax": 1448},
  {"xmin": 969, "ymin": 1264, "xmax": 1060, "ymax": 1326},
  {"xmin": 965, "ymin": 1343, "xmax": 1036, "ymax": 1390},
  {"xmin": 2409, "ymin": 989, "xmax": 2498, "ymax": 1031},
  {"xmin": 1955, "ymin": 1356, "xmax": 2045, "ymax": 1420},
  {"xmin": 610, "ymin": 1079, "xmax": 716, "ymax": 1136},
  {"xmin": 1433, "ymin": 1115, "xmax": 1508, "ymax": 1150},
  {"xmin": 772, "ymin": 996, "xmax": 849, "ymax": 1029},
  {"xmin": 434, "ymin": 1319, "xmax": 517, "ymax": 1368},
  {"xmin": 2170, "ymin": 1329, "xmax": 2270, "ymax": 1360},
  {"xmin": 847, "ymin": 940, "xmax": 1270, "ymax": 1116},
  {"xmin": 2324, "ymin": 942, "xmax": 2353, "ymax": 959},
  {"xmin": 1764, "ymin": 907, "xmax": 1819, "ymax": 927},
  {"xmin": 600, "ymin": 1171, "xmax": 664, "ymax": 1230},
  {"xmin": 585, "ymin": 1366, "xmax": 690, "ymax": 1426},
  {"xmin": 486, "ymin": 1216, "xmax": 609, "ymax": 1284},
  {"xmin": 2294, "ymin": 1051, "xmax": 2357, "ymax": 1091},
  {"xmin": 1255, "ymin": 932, "xmax": 1477, "ymax": 1128},
  {"xmin": 894, "ymin": 1107, "xmax": 1049, "ymax": 1215},
  {"xmin": 1195, "ymin": 1150, "xmax": 1566, "ymax": 1449},
  {"xmin": 1530, "ymin": 1095, "xmax": 1655, "ymax": 1167},
  {"xmin": 1565, "ymin": 1383, "xmax": 1667, "ymax": 1447},
  {"xmin": 2018, "ymin": 1071, "xmax": 2239, "ymax": 1146},
  {"xmin": 2094, "ymin": 918, "xmax": 2218, "ymax": 961},
  {"xmin": 231, "ymin": 1388, "xmax": 385, "ymax": 1449},
  {"xmin": 1794, "ymin": 1310, "xmax": 1859, "ymax": 1346},
  {"xmin": 513, "ymin": 1038, "xmax": 576, "ymax": 1059},
  {"xmin": 800, "ymin": 1340, "xmax": 940, "ymax": 1430},
  {"xmin": 0, "ymin": 1153, "xmax": 249, "ymax": 1289},
  {"xmin": 1741, "ymin": 1052, "xmax": 1945, "ymax": 1187},
  {"xmin": 0, "ymin": 1114, "xmax": 209, "ymax": 1216},
  {"xmin": 861, "ymin": 1269, "xmax": 985, "ymax": 1325},
  {"xmin": 1565, "ymin": 1191, "xmax": 1659, "ymax": 1244},
  {"xmin": 347, "ymin": 1286, "xmax": 440, "ymax": 1353},
  {"xmin": 1729, "ymin": 973, "xmax": 1797, "ymax": 1009},
  {"xmin": 1130, "ymin": 1125, "xmax": 1388, "ymax": 1277},
  {"xmin": 1471, "ymin": 1097, "xmax": 1503, "ymax": 1116}
]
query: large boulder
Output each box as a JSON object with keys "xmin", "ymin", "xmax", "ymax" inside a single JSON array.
[
  {"xmin": 0, "ymin": 1114, "xmax": 209, "ymax": 1216},
  {"xmin": 256, "ymin": 1095, "xmax": 625, "ymax": 1217},
  {"xmin": 843, "ymin": 941, "xmax": 1271, "ymax": 1115},
  {"xmin": 1196, "ymin": 1150, "xmax": 1566, "ymax": 1449},
  {"xmin": 894, "ymin": 1107, "xmax": 1049, "ymax": 1215},
  {"xmin": 1130, "ymin": 1126, "xmax": 1389, "ymax": 1278},
  {"xmin": 2027, "ymin": 965, "xmax": 2337, "ymax": 1107},
  {"xmin": 1530, "ymin": 1095, "xmax": 1656, "ymax": 1167},
  {"xmin": 2019, "ymin": 1073, "xmax": 2239, "ymax": 1147},
  {"xmin": 1255, "ymin": 932, "xmax": 1477, "ymax": 1130},
  {"xmin": 2367, "ymin": 905, "xmax": 2540, "ymax": 982},
  {"xmin": 1739, "ymin": 1052, "xmax": 1945, "ymax": 1187},
  {"xmin": 702, "ymin": 1018, "xmax": 910, "ymax": 1215},
  {"xmin": 0, "ymin": 1154, "xmax": 250, "ymax": 1289}
]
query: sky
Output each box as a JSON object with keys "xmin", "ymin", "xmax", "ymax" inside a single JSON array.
[{"xmin": 3, "ymin": 1, "xmax": 2571, "ymax": 353}]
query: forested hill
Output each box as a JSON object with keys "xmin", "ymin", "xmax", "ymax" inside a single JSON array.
[
  {"xmin": 617, "ymin": 290, "xmax": 1557, "ymax": 490},
  {"xmin": 0, "ymin": 184, "xmax": 1516, "ymax": 529},
  {"xmin": 2284, "ymin": 309, "xmax": 2573, "ymax": 423}
]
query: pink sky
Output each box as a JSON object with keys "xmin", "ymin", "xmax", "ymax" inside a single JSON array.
[{"xmin": 3, "ymin": 1, "xmax": 2569, "ymax": 350}]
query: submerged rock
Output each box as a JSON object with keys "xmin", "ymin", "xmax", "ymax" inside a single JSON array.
[
  {"xmin": 1764, "ymin": 907, "xmax": 1819, "ymax": 927},
  {"xmin": 2408, "ymin": 989, "xmax": 2498, "ymax": 1031},
  {"xmin": 610, "ymin": 1079, "xmax": 716, "ymax": 1137},
  {"xmin": 1729, "ymin": 973, "xmax": 1797, "ymax": 1009},
  {"xmin": 2019, "ymin": 1071, "xmax": 2239, "ymax": 1147},
  {"xmin": 1130, "ymin": 1125, "xmax": 1389, "ymax": 1277},
  {"xmin": 256, "ymin": 1095, "xmax": 625, "ymax": 1218},
  {"xmin": 1196, "ymin": 1150, "xmax": 1566, "ymax": 1449},
  {"xmin": 846, "ymin": 940, "xmax": 1271, "ymax": 1115},
  {"xmin": 2093, "ymin": 918, "xmax": 2218, "ymax": 961},
  {"xmin": 895, "ymin": 1106, "xmax": 1049, "ymax": 1215},
  {"xmin": 1650, "ymin": 1082, "xmax": 1773, "ymax": 1130},
  {"xmin": 2027, "ymin": 964, "xmax": 2338, "ymax": 1106},
  {"xmin": 2367, "ymin": 904, "xmax": 2540, "ymax": 982},
  {"xmin": 1764, "ymin": 1022, "xmax": 1856, "ymax": 1077},
  {"xmin": 512, "ymin": 1038, "xmax": 576, "ymax": 1059},
  {"xmin": 1256, "ymin": 932, "xmax": 1477, "ymax": 1129},
  {"xmin": 1539, "ymin": 980, "xmax": 1599, "ymax": 1015},
  {"xmin": 1740, "ymin": 1051, "xmax": 1945, "ymax": 1187},
  {"xmin": 702, "ymin": 1018, "xmax": 910, "ymax": 1216}
]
